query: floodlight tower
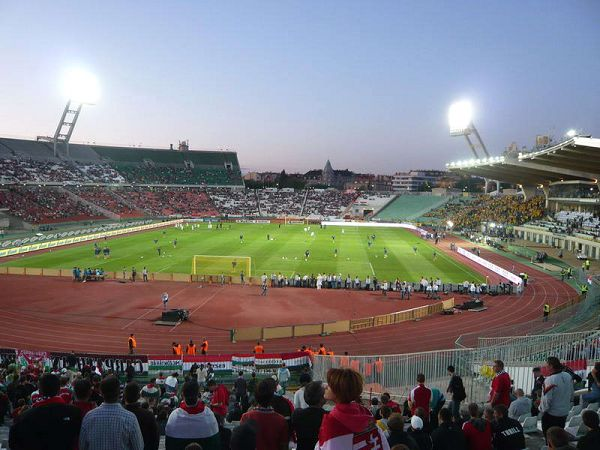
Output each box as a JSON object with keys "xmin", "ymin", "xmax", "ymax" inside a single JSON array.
[
  {"xmin": 448, "ymin": 100, "xmax": 490, "ymax": 158},
  {"xmin": 53, "ymin": 68, "xmax": 99, "ymax": 157},
  {"xmin": 448, "ymin": 100, "xmax": 497, "ymax": 193}
]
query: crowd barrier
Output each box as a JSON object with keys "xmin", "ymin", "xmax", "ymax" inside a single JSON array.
[
  {"xmin": 0, "ymin": 348, "xmax": 311, "ymax": 380},
  {"xmin": 232, "ymin": 298, "xmax": 454, "ymax": 342},
  {"xmin": 312, "ymin": 329, "xmax": 600, "ymax": 404}
]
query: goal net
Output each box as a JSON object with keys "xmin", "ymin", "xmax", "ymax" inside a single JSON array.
[{"xmin": 192, "ymin": 255, "xmax": 252, "ymax": 277}]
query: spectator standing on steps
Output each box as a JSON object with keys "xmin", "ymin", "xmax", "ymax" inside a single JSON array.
[
  {"xmin": 447, "ymin": 365, "xmax": 466, "ymax": 421},
  {"xmin": 79, "ymin": 375, "xmax": 144, "ymax": 450},
  {"xmin": 488, "ymin": 360, "xmax": 511, "ymax": 407},
  {"xmin": 540, "ymin": 357, "xmax": 574, "ymax": 440}
]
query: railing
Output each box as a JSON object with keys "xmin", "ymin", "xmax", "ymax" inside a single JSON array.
[{"xmin": 233, "ymin": 298, "xmax": 454, "ymax": 341}]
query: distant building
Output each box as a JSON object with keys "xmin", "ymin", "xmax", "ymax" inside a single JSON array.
[
  {"xmin": 392, "ymin": 170, "xmax": 446, "ymax": 192},
  {"xmin": 304, "ymin": 160, "xmax": 355, "ymax": 189}
]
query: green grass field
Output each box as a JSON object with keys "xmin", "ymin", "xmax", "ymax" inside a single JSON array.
[{"xmin": 0, "ymin": 224, "xmax": 484, "ymax": 282}]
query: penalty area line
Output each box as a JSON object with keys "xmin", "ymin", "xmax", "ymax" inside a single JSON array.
[{"xmin": 369, "ymin": 262, "xmax": 375, "ymax": 275}]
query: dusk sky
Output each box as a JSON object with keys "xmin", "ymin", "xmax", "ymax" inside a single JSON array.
[{"xmin": 1, "ymin": 1, "xmax": 599, "ymax": 174}]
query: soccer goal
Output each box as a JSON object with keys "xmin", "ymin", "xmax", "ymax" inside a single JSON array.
[{"xmin": 191, "ymin": 255, "xmax": 252, "ymax": 277}]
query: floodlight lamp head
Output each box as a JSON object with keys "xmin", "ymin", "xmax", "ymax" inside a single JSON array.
[
  {"xmin": 63, "ymin": 68, "xmax": 100, "ymax": 104},
  {"xmin": 448, "ymin": 100, "xmax": 473, "ymax": 136}
]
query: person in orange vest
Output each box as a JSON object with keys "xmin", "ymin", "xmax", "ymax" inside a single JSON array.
[
  {"xmin": 172, "ymin": 342, "xmax": 182, "ymax": 356},
  {"xmin": 186, "ymin": 340, "xmax": 196, "ymax": 355},
  {"xmin": 128, "ymin": 334, "xmax": 137, "ymax": 355},
  {"xmin": 200, "ymin": 338, "xmax": 208, "ymax": 355},
  {"xmin": 253, "ymin": 341, "xmax": 264, "ymax": 354},
  {"xmin": 318, "ymin": 343, "xmax": 327, "ymax": 355}
]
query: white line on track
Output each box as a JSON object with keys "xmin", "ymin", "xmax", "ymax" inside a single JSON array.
[
  {"xmin": 169, "ymin": 286, "xmax": 225, "ymax": 332},
  {"xmin": 121, "ymin": 285, "xmax": 191, "ymax": 330}
]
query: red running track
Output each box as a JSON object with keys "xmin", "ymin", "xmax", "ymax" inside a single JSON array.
[{"xmin": 0, "ymin": 236, "xmax": 576, "ymax": 356}]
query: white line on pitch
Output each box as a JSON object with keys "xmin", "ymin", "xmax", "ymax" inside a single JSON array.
[{"xmin": 369, "ymin": 262, "xmax": 375, "ymax": 275}]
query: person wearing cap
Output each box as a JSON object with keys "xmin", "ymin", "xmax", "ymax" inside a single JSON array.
[
  {"xmin": 408, "ymin": 415, "xmax": 433, "ymax": 450},
  {"xmin": 386, "ymin": 413, "xmax": 418, "ymax": 450}
]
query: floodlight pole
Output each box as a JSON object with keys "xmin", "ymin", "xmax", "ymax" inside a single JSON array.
[
  {"xmin": 463, "ymin": 135, "xmax": 479, "ymax": 158},
  {"xmin": 470, "ymin": 123, "xmax": 490, "ymax": 158},
  {"xmin": 53, "ymin": 100, "xmax": 83, "ymax": 157}
]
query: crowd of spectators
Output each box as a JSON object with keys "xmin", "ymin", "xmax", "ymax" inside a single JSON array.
[
  {"xmin": 3, "ymin": 356, "xmax": 600, "ymax": 450},
  {"xmin": 0, "ymin": 186, "xmax": 104, "ymax": 224},
  {"xmin": 115, "ymin": 165, "xmax": 240, "ymax": 186},
  {"xmin": 207, "ymin": 188, "xmax": 260, "ymax": 217},
  {"xmin": 0, "ymin": 157, "xmax": 123, "ymax": 184},
  {"xmin": 257, "ymin": 189, "xmax": 305, "ymax": 217},
  {"xmin": 303, "ymin": 190, "xmax": 358, "ymax": 218},
  {"xmin": 116, "ymin": 187, "xmax": 219, "ymax": 217},
  {"xmin": 433, "ymin": 195, "xmax": 546, "ymax": 230}
]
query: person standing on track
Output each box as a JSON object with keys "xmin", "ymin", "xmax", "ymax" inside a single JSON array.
[
  {"xmin": 128, "ymin": 334, "xmax": 137, "ymax": 355},
  {"xmin": 260, "ymin": 273, "xmax": 268, "ymax": 296},
  {"xmin": 142, "ymin": 267, "xmax": 148, "ymax": 282},
  {"xmin": 162, "ymin": 292, "xmax": 169, "ymax": 310},
  {"xmin": 201, "ymin": 338, "xmax": 209, "ymax": 355},
  {"xmin": 543, "ymin": 303, "xmax": 550, "ymax": 322},
  {"xmin": 186, "ymin": 340, "xmax": 196, "ymax": 356}
]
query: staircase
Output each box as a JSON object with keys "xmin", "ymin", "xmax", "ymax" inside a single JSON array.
[{"xmin": 57, "ymin": 186, "xmax": 118, "ymax": 220}]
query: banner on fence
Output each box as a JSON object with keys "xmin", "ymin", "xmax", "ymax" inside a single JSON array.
[
  {"xmin": 155, "ymin": 352, "xmax": 312, "ymax": 375},
  {"xmin": 148, "ymin": 355, "xmax": 184, "ymax": 374},
  {"xmin": 16, "ymin": 350, "xmax": 50, "ymax": 368}
]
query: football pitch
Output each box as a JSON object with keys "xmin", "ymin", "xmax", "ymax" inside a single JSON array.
[{"xmin": 1, "ymin": 224, "xmax": 484, "ymax": 282}]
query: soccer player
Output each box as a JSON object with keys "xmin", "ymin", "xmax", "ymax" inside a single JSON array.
[
  {"xmin": 162, "ymin": 292, "xmax": 169, "ymax": 310},
  {"xmin": 413, "ymin": 245, "xmax": 418, "ymax": 255},
  {"xmin": 173, "ymin": 238, "xmax": 177, "ymax": 248},
  {"xmin": 240, "ymin": 233, "xmax": 244, "ymax": 243},
  {"xmin": 304, "ymin": 249, "xmax": 310, "ymax": 261},
  {"xmin": 153, "ymin": 239, "xmax": 158, "ymax": 245},
  {"xmin": 433, "ymin": 251, "xmax": 437, "ymax": 260},
  {"xmin": 334, "ymin": 248, "xmax": 338, "ymax": 258},
  {"xmin": 94, "ymin": 245, "xmax": 101, "ymax": 258},
  {"xmin": 267, "ymin": 234, "xmax": 270, "ymax": 241},
  {"xmin": 232, "ymin": 260, "xmax": 237, "ymax": 271},
  {"xmin": 332, "ymin": 235, "xmax": 335, "ymax": 241},
  {"xmin": 157, "ymin": 247, "xmax": 161, "ymax": 256},
  {"xmin": 383, "ymin": 247, "xmax": 388, "ymax": 258}
]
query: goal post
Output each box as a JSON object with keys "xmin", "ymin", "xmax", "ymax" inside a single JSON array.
[{"xmin": 191, "ymin": 255, "xmax": 251, "ymax": 278}]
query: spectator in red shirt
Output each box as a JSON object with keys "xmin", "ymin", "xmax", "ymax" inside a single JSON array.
[
  {"xmin": 462, "ymin": 403, "xmax": 492, "ymax": 450},
  {"xmin": 240, "ymin": 379, "xmax": 288, "ymax": 450},
  {"xmin": 207, "ymin": 380, "xmax": 229, "ymax": 420},
  {"xmin": 72, "ymin": 379, "xmax": 96, "ymax": 417},
  {"xmin": 380, "ymin": 392, "xmax": 401, "ymax": 414},
  {"xmin": 408, "ymin": 373, "xmax": 432, "ymax": 417},
  {"xmin": 488, "ymin": 360, "xmax": 512, "ymax": 407}
]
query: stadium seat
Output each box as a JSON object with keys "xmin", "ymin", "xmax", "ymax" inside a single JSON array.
[{"xmin": 521, "ymin": 416, "xmax": 539, "ymax": 434}]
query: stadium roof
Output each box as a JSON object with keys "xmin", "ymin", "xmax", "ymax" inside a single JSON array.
[{"xmin": 446, "ymin": 137, "xmax": 600, "ymax": 186}]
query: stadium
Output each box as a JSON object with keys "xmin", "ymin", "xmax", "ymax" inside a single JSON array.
[{"xmin": 2, "ymin": 3, "xmax": 600, "ymax": 450}]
